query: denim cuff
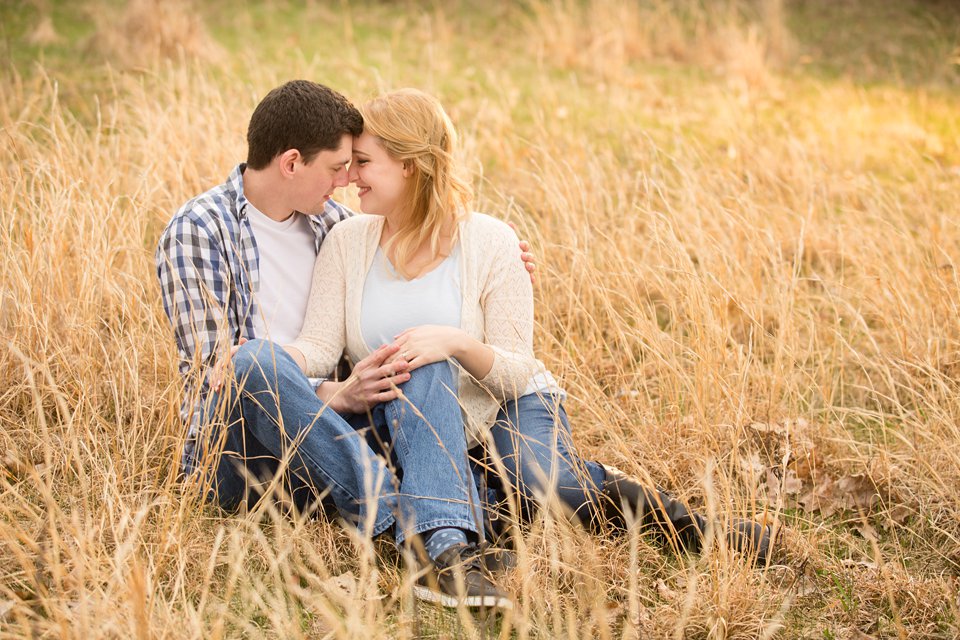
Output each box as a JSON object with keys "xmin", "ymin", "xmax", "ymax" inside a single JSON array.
[{"xmin": 395, "ymin": 517, "xmax": 481, "ymax": 545}]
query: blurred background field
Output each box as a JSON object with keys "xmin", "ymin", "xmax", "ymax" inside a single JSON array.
[{"xmin": 1, "ymin": 0, "xmax": 960, "ymax": 637}]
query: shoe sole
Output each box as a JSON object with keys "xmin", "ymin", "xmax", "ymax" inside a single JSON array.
[{"xmin": 412, "ymin": 585, "xmax": 514, "ymax": 610}]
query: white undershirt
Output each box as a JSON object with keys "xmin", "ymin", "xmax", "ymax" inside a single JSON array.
[
  {"xmin": 359, "ymin": 244, "xmax": 564, "ymax": 398},
  {"xmin": 360, "ymin": 246, "xmax": 462, "ymax": 349},
  {"xmin": 245, "ymin": 202, "xmax": 316, "ymax": 345}
]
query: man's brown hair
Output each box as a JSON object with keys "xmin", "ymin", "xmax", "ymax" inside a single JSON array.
[{"xmin": 246, "ymin": 80, "xmax": 363, "ymax": 169}]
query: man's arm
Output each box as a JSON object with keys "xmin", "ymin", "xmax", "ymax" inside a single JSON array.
[{"xmin": 156, "ymin": 214, "xmax": 235, "ymax": 388}]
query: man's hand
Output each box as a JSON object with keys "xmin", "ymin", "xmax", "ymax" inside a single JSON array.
[
  {"xmin": 317, "ymin": 343, "xmax": 410, "ymax": 413},
  {"xmin": 519, "ymin": 240, "xmax": 536, "ymax": 283},
  {"xmin": 210, "ymin": 337, "xmax": 248, "ymax": 392},
  {"xmin": 508, "ymin": 222, "xmax": 537, "ymax": 283}
]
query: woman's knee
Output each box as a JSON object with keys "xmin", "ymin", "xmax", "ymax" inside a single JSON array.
[
  {"xmin": 515, "ymin": 453, "xmax": 594, "ymax": 508},
  {"xmin": 407, "ymin": 361, "xmax": 455, "ymax": 385},
  {"xmin": 393, "ymin": 361, "xmax": 458, "ymax": 409}
]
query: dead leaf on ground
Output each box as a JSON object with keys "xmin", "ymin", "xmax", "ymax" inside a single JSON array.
[
  {"xmin": 765, "ymin": 468, "xmax": 803, "ymax": 507},
  {"xmin": 840, "ymin": 559, "xmax": 878, "ymax": 571},
  {"xmin": 322, "ymin": 571, "xmax": 357, "ymax": 595},
  {"xmin": 879, "ymin": 504, "xmax": 912, "ymax": 530},
  {"xmin": 318, "ymin": 571, "xmax": 385, "ymax": 603},
  {"xmin": 655, "ymin": 578, "xmax": 678, "ymax": 600},
  {"xmin": 836, "ymin": 474, "xmax": 879, "ymax": 511},
  {"xmin": 799, "ymin": 476, "xmax": 836, "ymax": 517},
  {"xmin": 799, "ymin": 473, "xmax": 878, "ymax": 518}
]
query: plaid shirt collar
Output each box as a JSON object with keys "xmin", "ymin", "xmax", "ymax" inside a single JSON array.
[{"xmin": 230, "ymin": 163, "xmax": 346, "ymax": 252}]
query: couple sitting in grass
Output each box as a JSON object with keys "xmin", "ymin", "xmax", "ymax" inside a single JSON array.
[{"xmin": 156, "ymin": 80, "xmax": 771, "ymax": 611}]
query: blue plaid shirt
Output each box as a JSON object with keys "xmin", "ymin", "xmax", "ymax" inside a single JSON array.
[{"xmin": 155, "ymin": 164, "xmax": 354, "ymax": 473}]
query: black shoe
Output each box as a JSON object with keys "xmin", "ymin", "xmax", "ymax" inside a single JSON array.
[
  {"xmin": 728, "ymin": 519, "xmax": 773, "ymax": 565},
  {"xmin": 601, "ymin": 465, "xmax": 774, "ymax": 563},
  {"xmin": 601, "ymin": 464, "xmax": 706, "ymax": 552},
  {"xmin": 413, "ymin": 543, "xmax": 514, "ymax": 610}
]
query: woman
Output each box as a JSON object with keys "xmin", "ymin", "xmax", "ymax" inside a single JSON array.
[
  {"xmin": 286, "ymin": 89, "xmax": 772, "ymax": 582},
  {"xmin": 283, "ymin": 88, "xmax": 531, "ymax": 609}
]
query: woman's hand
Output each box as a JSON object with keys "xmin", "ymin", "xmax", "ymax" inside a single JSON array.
[{"xmin": 392, "ymin": 325, "xmax": 467, "ymax": 371}]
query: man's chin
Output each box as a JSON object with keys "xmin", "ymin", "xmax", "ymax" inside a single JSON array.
[{"xmin": 305, "ymin": 199, "xmax": 332, "ymax": 215}]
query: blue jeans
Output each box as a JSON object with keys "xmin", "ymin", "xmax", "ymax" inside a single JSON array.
[
  {"xmin": 199, "ymin": 340, "xmax": 397, "ymax": 537},
  {"xmin": 199, "ymin": 340, "xmax": 479, "ymax": 543},
  {"xmin": 478, "ymin": 393, "xmax": 608, "ymax": 527},
  {"xmin": 363, "ymin": 361, "xmax": 483, "ymax": 544}
]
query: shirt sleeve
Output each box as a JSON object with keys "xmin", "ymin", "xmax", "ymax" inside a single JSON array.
[
  {"xmin": 286, "ymin": 223, "xmax": 349, "ymax": 378},
  {"xmin": 474, "ymin": 221, "xmax": 539, "ymax": 400},
  {"xmin": 156, "ymin": 214, "xmax": 235, "ymax": 379}
]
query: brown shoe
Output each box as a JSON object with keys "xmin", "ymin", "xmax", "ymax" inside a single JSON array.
[{"xmin": 413, "ymin": 543, "xmax": 514, "ymax": 610}]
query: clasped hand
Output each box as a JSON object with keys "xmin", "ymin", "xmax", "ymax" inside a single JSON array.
[
  {"xmin": 322, "ymin": 326, "xmax": 464, "ymax": 413},
  {"xmin": 208, "ymin": 327, "xmax": 462, "ymax": 414}
]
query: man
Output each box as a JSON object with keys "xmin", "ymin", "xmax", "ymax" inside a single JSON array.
[{"xmin": 156, "ymin": 80, "xmax": 532, "ymax": 609}]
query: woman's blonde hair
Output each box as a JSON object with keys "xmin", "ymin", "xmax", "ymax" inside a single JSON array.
[{"xmin": 359, "ymin": 88, "xmax": 472, "ymax": 278}]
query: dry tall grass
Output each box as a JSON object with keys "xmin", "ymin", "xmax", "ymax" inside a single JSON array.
[{"xmin": 2, "ymin": 0, "xmax": 959, "ymax": 637}]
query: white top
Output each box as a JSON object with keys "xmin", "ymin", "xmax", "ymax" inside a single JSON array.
[
  {"xmin": 524, "ymin": 370, "xmax": 564, "ymax": 398},
  {"xmin": 360, "ymin": 246, "xmax": 462, "ymax": 349},
  {"xmin": 290, "ymin": 212, "xmax": 553, "ymax": 444},
  {"xmin": 246, "ymin": 202, "xmax": 316, "ymax": 345}
]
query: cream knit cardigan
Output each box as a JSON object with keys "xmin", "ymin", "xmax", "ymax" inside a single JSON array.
[{"xmin": 288, "ymin": 212, "xmax": 541, "ymax": 444}]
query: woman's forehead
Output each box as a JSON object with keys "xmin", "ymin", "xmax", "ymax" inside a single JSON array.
[{"xmin": 352, "ymin": 132, "xmax": 384, "ymax": 155}]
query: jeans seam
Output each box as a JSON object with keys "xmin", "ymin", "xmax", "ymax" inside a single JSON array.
[{"xmin": 385, "ymin": 401, "xmax": 412, "ymax": 458}]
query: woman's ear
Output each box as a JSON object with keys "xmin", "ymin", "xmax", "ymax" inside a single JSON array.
[{"xmin": 402, "ymin": 161, "xmax": 414, "ymax": 178}]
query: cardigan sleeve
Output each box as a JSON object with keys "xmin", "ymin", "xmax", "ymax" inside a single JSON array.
[
  {"xmin": 473, "ymin": 218, "xmax": 539, "ymax": 400},
  {"xmin": 286, "ymin": 222, "xmax": 350, "ymax": 377}
]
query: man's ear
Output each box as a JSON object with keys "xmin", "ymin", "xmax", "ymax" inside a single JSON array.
[{"xmin": 278, "ymin": 149, "xmax": 302, "ymax": 178}]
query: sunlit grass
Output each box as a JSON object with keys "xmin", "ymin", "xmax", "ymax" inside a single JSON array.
[{"xmin": 1, "ymin": 0, "xmax": 959, "ymax": 637}]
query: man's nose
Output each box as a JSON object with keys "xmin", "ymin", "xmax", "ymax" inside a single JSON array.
[
  {"xmin": 334, "ymin": 167, "xmax": 350, "ymax": 187},
  {"xmin": 346, "ymin": 163, "xmax": 358, "ymax": 183}
]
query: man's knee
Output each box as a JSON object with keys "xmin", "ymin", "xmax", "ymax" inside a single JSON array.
[{"xmin": 232, "ymin": 339, "xmax": 285, "ymax": 386}]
